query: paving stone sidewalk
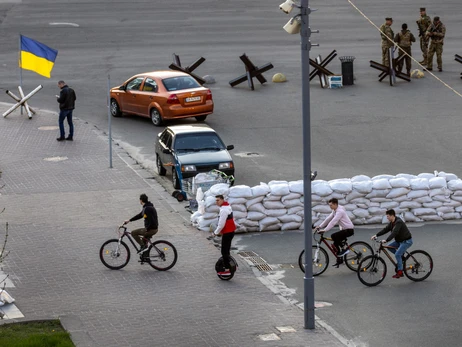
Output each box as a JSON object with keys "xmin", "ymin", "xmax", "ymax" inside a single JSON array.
[{"xmin": 0, "ymin": 103, "xmax": 344, "ymax": 347}]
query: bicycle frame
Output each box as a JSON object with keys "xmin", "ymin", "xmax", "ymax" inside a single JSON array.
[
  {"xmin": 314, "ymin": 232, "xmax": 343, "ymax": 256},
  {"xmin": 117, "ymin": 226, "xmax": 153, "ymax": 253},
  {"xmin": 373, "ymin": 241, "xmax": 410, "ymax": 268}
]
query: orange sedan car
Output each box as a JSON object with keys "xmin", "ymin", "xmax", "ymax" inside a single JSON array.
[{"xmin": 110, "ymin": 71, "xmax": 214, "ymax": 126}]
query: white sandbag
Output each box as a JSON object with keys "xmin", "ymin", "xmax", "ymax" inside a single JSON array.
[
  {"xmin": 204, "ymin": 195, "xmax": 216, "ymax": 208},
  {"xmin": 370, "ymin": 198, "xmax": 393, "ymax": 203},
  {"xmin": 203, "ymin": 212, "xmax": 219, "ymax": 219},
  {"xmin": 386, "ymin": 188, "xmax": 410, "ymax": 199},
  {"xmin": 346, "ymin": 211, "xmax": 356, "ymax": 220},
  {"xmin": 246, "ymin": 196, "xmax": 264, "ymax": 209},
  {"xmin": 443, "ymin": 212, "xmax": 461, "ymax": 220},
  {"xmin": 190, "ymin": 211, "xmax": 202, "ymax": 224},
  {"xmin": 248, "ymin": 211, "xmax": 266, "ymax": 221},
  {"xmin": 248, "ymin": 203, "xmax": 266, "ymax": 213},
  {"xmin": 448, "ymin": 179, "xmax": 462, "ymax": 191},
  {"xmin": 400, "ymin": 201, "xmax": 422, "ymax": 209},
  {"xmin": 350, "ymin": 197, "xmax": 371, "ymax": 204},
  {"xmin": 451, "ymin": 196, "xmax": 462, "ymax": 202},
  {"xmin": 282, "ymin": 193, "xmax": 302, "ymax": 202},
  {"xmin": 198, "ymin": 216, "xmax": 218, "ymax": 228},
  {"xmin": 268, "ymin": 180, "xmax": 288, "ymax": 186},
  {"xmin": 369, "ymin": 207, "xmax": 386, "ymax": 215},
  {"xmin": 353, "ymin": 208, "xmax": 369, "ymax": 218},
  {"xmin": 259, "ymin": 216, "xmax": 279, "ymax": 228},
  {"xmin": 265, "ymin": 193, "xmax": 282, "ymax": 201},
  {"xmin": 198, "ymin": 226, "xmax": 211, "ymax": 232},
  {"xmin": 372, "ymin": 174, "xmax": 394, "ymax": 180},
  {"xmin": 436, "ymin": 171, "xmax": 458, "ymax": 181},
  {"xmin": 351, "ymin": 174, "xmax": 371, "ymax": 182},
  {"xmin": 278, "ymin": 214, "xmax": 303, "ymax": 223},
  {"xmin": 372, "ymin": 178, "xmax": 392, "ymax": 190},
  {"xmin": 266, "ymin": 209, "xmax": 287, "ymax": 217},
  {"xmin": 356, "ymin": 204, "xmax": 369, "ymax": 209},
  {"xmin": 403, "ymin": 212, "xmax": 423, "ymax": 222},
  {"xmin": 325, "ymin": 192, "xmax": 346, "ymax": 200},
  {"xmin": 394, "ymin": 195, "xmax": 411, "ymax": 202},
  {"xmin": 238, "ymin": 219, "xmax": 259, "ymax": 228},
  {"xmin": 414, "ymin": 196, "xmax": 433, "ymax": 203},
  {"xmin": 444, "ymin": 200, "xmax": 462, "ymax": 207},
  {"xmin": 346, "ymin": 190, "xmax": 366, "ymax": 202},
  {"xmin": 337, "ymin": 199, "xmax": 347, "ymax": 205},
  {"xmin": 412, "ymin": 208, "xmax": 436, "ymax": 216},
  {"xmin": 281, "ymin": 222, "xmax": 302, "ymax": 231},
  {"xmin": 396, "ymin": 173, "xmax": 418, "ymax": 180},
  {"xmin": 288, "ymin": 206, "xmax": 304, "ymax": 214},
  {"xmin": 231, "ymin": 204, "xmax": 247, "ymax": 213},
  {"xmin": 296, "ymin": 210, "xmax": 305, "ymax": 218},
  {"xmin": 423, "ymin": 201, "xmax": 443, "ymax": 208},
  {"xmin": 380, "ymin": 201, "xmax": 399, "ymax": 209},
  {"xmin": 312, "ymin": 194, "xmax": 323, "ymax": 202},
  {"xmin": 429, "ymin": 188, "xmax": 449, "ymax": 198},
  {"xmin": 228, "ymin": 185, "xmax": 253, "ymax": 198},
  {"xmin": 417, "ymin": 172, "xmax": 436, "ymax": 179},
  {"xmin": 389, "ymin": 177, "xmax": 410, "ymax": 188},
  {"xmin": 261, "ymin": 223, "xmax": 283, "ymax": 231},
  {"xmin": 437, "ymin": 206, "xmax": 454, "ymax": 214},
  {"xmin": 366, "ymin": 189, "xmax": 391, "ymax": 198},
  {"xmin": 289, "ymin": 180, "xmax": 304, "ymax": 194},
  {"xmin": 344, "ymin": 204, "xmax": 357, "ymax": 211},
  {"xmin": 283, "ymin": 199, "xmax": 303, "ymax": 208},
  {"xmin": 410, "ymin": 178, "xmax": 430, "ymax": 190},
  {"xmin": 352, "ymin": 180, "xmax": 373, "ymax": 194},
  {"xmin": 228, "ymin": 197, "xmax": 248, "ymax": 205},
  {"xmin": 196, "ymin": 187, "xmax": 204, "ymax": 202},
  {"xmin": 420, "ymin": 215, "xmax": 443, "ymax": 221},
  {"xmin": 329, "ymin": 179, "xmax": 352, "ymax": 194},
  {"xmin": 251, "ymin": 183, "xmax": 271, "ymax": 197},
  {"xmin": 354, "ymin": 218, "xmax": 367, "ymax": 225},
  {"xmin": 366, "ymin": 216, "xmax": 384, "ymax": 224},
  {"xmin": 209, "ymin": 183, "xmax": 230, "ymax": 197},
  {"xmin": 233, "ymin": 211, "xmax": 248, "ymax": 220},
  {"xmin": 312, "ymin": 181, "xmax": 333, "ymax": 197},
  {"xmin": 263, "ymin": 200, "xmax": 285, "ymax": 210},
  {"xmin": 312, "ymin": 204, "xmax": 332, "ymax": 214},
  {"xmin": 455, "ymin": 206, "xmax": 462, "ymax": 212},
  {"xmin": 393, "ymin": 208, "xmax": 408, "ymax": 214},
  {"xmin": 369, "ymin": 202, "xmax": 380, "ymax": 207},
  {"xmin": 432, "ymin": 195, "xmax": 451, "ymax": 203},
  {"xmin": 407, "ymin": 190, "xmax": 429, "ymax": 199},
  {"xmin": 452, "ymin": 191, "xmax": 462, "ymax": 196},
  {"xmin": 270, "ymin": 183, "xmax": 290, "ymax": 196},
  {"xmin": 246, "ymin": 226, "xmax": 260, "ymax": 232},
  {"xmin": 429, "ymin": 177, "xmax": 447, "ymax": 189}
]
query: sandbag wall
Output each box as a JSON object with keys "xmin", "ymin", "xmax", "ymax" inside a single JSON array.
[{"xmin": 190, "ymin": 171, "xmax": 462, "ymax": 233}]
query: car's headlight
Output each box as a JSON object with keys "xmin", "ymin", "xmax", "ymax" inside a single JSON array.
[
  {"xmin": 219, "ymin": 162, "xmax": 233, "ymax": 170},
  {"xmin": 181, "ymin": 165, "xmax": 196, "ymax": 172}
]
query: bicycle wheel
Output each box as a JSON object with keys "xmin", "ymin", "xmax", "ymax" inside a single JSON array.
[
  {"xmin": 100, "ymin": 239, "xmax": 130, "ymax": 270},
  {"xmin": 404, "ymin": 250, "xmax": 433, "ymax": 282},
  {"xmin": 344, "ymin": 241, "xmax": 374, "ymax": 272},
  {"xmin": 147, "ymin": 240, "xmax": 178, "ymax": 271},
  {"xmin": 299, "ymin": 246, "xmax": 329, "ymax": 275},
  {"xmin": 357, "ymin": 255, "xmax": 387, "ymax": 287}
]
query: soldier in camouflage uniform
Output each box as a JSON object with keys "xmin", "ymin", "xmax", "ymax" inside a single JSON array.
[
  {"xmin": 416, "ymin": 8, "xmax": 431, "ymax": 65},
  {"xmin": 426, "ymin": 16, "xmax": 446, "ymax": 71},
  {"xmin": 380, "ymin": 17, "xmax": 394, "ymax": 67},
  {"xmin": 394, "ymin": 23, "xmax": 416, "ymax": 75}
]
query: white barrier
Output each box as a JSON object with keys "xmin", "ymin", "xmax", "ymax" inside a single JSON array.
[{"xmin": 190, "ymin": 171, "xmax": 462, "ymax": 233}]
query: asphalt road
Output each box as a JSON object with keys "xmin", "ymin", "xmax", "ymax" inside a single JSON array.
[{"xmin": 234, "ymin": 223, "xmax": 461, "ymax": 347}]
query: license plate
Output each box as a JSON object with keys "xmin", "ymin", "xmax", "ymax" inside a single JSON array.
[{"xmin": 185, "ymin": 96, "xmax": 201, "ymax": 102}]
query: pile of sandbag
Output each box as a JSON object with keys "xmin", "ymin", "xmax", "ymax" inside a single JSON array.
[{"xmin": 190, "ymin": 171, "xmax": 462, "ymax": 233}]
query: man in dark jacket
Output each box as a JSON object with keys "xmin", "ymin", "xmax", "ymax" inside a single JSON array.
[
  {"xmin": 371, "ymin": 209, "xmax": 413, "ymax": 278},
  {"xmin": 56, "ymin": 80, "xmax": 76, "ymax": 141},
  {"xmin": 124, "ymin": 194, "xmax": 158, "ymax": 258}
]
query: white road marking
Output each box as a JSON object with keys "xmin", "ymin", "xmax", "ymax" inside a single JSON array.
[{"xmin": 49, "ymin": 22, "xmax": 80, "ymax": 27}]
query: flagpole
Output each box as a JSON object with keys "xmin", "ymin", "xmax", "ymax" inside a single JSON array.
[{"xmin": 19, "ymin": 34, "xmax": 23, "ymax": 115}]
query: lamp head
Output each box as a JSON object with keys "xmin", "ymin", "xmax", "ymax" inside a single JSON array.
[
  {"xmin": 279, "ymin": 0, "xmax": 295, "ymax": 14},
  {"xmin": 283, "ymin": 16, "xmax": 301, "ymax": 34}
]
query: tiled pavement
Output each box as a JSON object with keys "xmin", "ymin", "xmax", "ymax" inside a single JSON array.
[{"xmin": 0, "ymin": 103, "xmax": 344, "ymax": 346}]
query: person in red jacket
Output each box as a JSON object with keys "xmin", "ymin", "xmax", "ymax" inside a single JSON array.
[{"xmin": 213, "ymin": 195, "xmax": 236, "ymax": 276}]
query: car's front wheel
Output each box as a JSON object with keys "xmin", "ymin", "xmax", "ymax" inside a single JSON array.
[
  {"xmin": 195, "ymin": 115, "xmax": 207, "ymax": 122},
  {"xmin": 172, "ymin": 168, "xmax": 181, "ymax": 189},
  {"xmin": 110, "ymin": 99, "xmax": 122, "ymax": 117},
  {"xmin": 151, "ymin": 108, "xmax": 163, "ymax": 126}
]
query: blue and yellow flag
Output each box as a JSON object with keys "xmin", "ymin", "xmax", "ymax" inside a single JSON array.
[{"xmin": 19, "ymin": 35, "xmax": 58, "ymax": 78}]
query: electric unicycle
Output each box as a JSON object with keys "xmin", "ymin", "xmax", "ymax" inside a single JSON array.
[{"xmin": 215, "ymin": 256, "xmax": 238, "ymax": 280}]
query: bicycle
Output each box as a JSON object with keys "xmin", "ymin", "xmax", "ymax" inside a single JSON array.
[
  {"xmin": 299, "ymin": 229, "xmax": 374, "ymax": 276},
  {"xmin": 357, "ymin": 239, "xmax": 433, "ymax": 287},
  {"xmin": 100, "ymin": 225, "xmax": 178, "ymax": 271}
]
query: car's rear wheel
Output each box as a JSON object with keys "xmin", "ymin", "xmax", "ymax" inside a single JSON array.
[
  {"xmin": 156, "ymin": 155, "xmax": 166, "ymax": 176},
  {"xmin": 195, "ymin": 115, "xmax": 207, "ymax": 122},
  {"xmin": 151, "ymin": 108, "xmax": 163, "ymax": 126},
  {"xmin": 172, "ymin": 168, "xmax": 181, "ymax": 189},
  {"xmin": 110, "ymin": 99, "xmax": 122, "ymax": 117}
]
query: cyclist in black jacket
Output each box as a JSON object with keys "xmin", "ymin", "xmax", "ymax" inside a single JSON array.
[{"xmin": 124, "ymin": 194, "xmax": 158, "ymax": 256}]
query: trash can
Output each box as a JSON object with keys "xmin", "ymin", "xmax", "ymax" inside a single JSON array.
[{"xmin": 339, "ymin": 56, "xmax": 355, "ymax": 85}]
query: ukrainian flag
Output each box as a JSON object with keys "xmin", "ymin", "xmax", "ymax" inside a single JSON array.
[{"xmin": 19, "ymin": 35, "xmax": 58, "ymax": 78}]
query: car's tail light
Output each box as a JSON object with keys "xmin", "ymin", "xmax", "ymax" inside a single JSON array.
[
  {"xmin": 167, "ymin": 94, "xmax": 180, "ymax": 104},
  {"xmin": 206, "ymin": 90, "xmax": 212, "ymax": 100}
]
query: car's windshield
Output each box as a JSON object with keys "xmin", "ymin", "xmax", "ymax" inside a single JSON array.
[
  {"xmin": 162, "ymin": 76, "xmax": 201, "ymax": 91},
  {"xmin": 174, "ymin": 133, "xmax": 225, "ymax": 152}
]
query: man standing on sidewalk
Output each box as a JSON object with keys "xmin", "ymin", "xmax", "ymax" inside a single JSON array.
[
  {"xmin": 380, "ymin": 17, "xmax": 394, "ymax": 67},
  {"xmin": 426, "ymin": 16, "xmax": 446, "ymax": 72},
  {"xmin": 416, "ymin": 7, "xmax": 431, "ymax": 65},
  {"xmin": 395, "ymin": 23, "xmax": 416, "ymax": 75},
  {"xmin": 56, "ymin": 80, "xmax": 76, "ymax": 141},
  {"xmin": 213, "ymin": 195, "xmax": 236, "ymax": 276}
]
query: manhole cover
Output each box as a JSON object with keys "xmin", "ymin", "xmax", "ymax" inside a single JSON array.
[
  {"xmin": 234, "ymin": 152, "xmax": 262, "ymax": 158},
  {"xmin": 237, "ymin": 251, "xmax": 259, "ymax": 257},
  {"xmin": 38, "ymin": 126, "xmax": 59, "ymax": 131},
  {"xmin": 43, "ymin": 156, "xmax": 68, "ymax": 162}
]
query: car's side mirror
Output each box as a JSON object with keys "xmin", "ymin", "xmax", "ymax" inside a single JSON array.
[
  {"xmin": 162, "ymin": 148, "xmax": 171, "ymax": 154},
  {"xmin": 119, "ymin": 85, "xmax": 126, "ymax": 91},
  {"xmin": 226, "ymin": 145, "xmax": 234, "ymax": 150}
]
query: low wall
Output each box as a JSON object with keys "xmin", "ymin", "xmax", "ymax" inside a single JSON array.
[{"xmin": 190, "ymin": 171, "xmax": 462, "ymax": 233}]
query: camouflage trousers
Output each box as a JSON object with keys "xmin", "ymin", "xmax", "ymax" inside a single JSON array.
[
  {"xmin": 420, "ymin": 37, "xmax": 429, "ymax": 64},
  {"xmin": 397, "ymin": 47, "xmax": 412, "ymax": 74},
  {"xmin": 381, "ymin": 46, "xmax": 392, "ymax": 67},
  {"xmin": 427, "ymin": 42, "xmax": 443, "ymax": 69}
]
